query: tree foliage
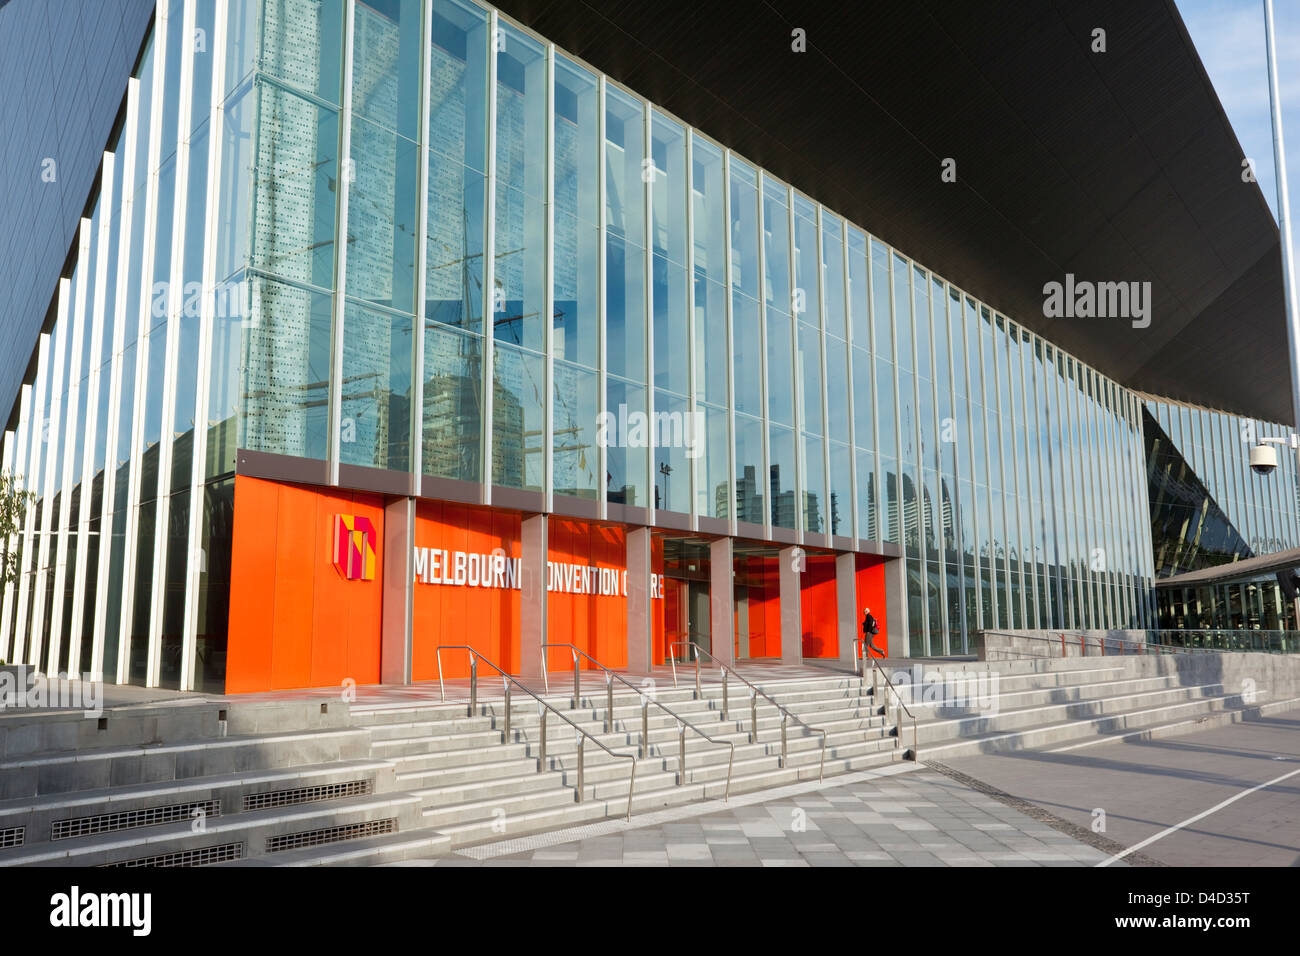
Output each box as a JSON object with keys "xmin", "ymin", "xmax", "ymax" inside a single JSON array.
[{"xmin": 0, "ymin": 472, "xmax": 35, "ymax": 587}]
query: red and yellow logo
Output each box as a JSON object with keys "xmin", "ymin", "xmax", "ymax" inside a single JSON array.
[{"xmin": 333, "ymin": 514, "xmax": 376, "ymax": 581}]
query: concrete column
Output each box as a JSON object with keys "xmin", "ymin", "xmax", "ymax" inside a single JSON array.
[
  {"xmin": 520, "ymin": 514, "xmax": 547, "ymax": 679},
  {"xmin": 381, "ymin": 497, "xmax": 414, "ymax": 684},
  {"xmin": 836, "ymin": 552, "xmax": 858, "ymax": 670},
  {"xmin": 709, "ymin": 537, "xmax": 734, "ymax": 666},
  {"xmin": 778, "ymin": 546, "xmax": 802, "ymax": 663},
  {"xmin": 626, "ymin": 526, "xmax": 653, "ymax": 673},
  {"xmin": 884, "ymin": 555, "xmax": 908, "ymax": 659}
]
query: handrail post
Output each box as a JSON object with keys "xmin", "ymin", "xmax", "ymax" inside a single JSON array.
[
  {"xmin": 721, "ymin": 667, "xmax": 728, "ymax": 721},
  {"xmin": 780, "ymin": 714, "xmax": 788, "ymax": 768},
  {"xmin": 503, "ymin": 680, "xmax": 512, "ymax": 739},
  {"xmin": 872, "ymin": 661, "xmax": 879, "ymax": 711},
  {"xmin": 750, "ymin": 691, "xmax": 758, "ymax": 744},
  {"xmin": 437, "ymin": 649, "xmax": 446, "ymax": 702},
  {"xmin": 573, "ymin": 650, "xmax": 581, "ymax": 710},
  {"xmin": 894, "ymin": 696, "xmax": 901, "ymax": 749},
  {"xmin": 912, "ymin": 716, "xmax": 918, "ymax": 761},
  {"xmin": 694, "ymin": 652, "xmax": 701, "ymax": 699},
  {"xmin": 669, "ymin": 648, "xmax": 677, "ymax": 688},
  {"xmin": 469, "ymin": 655, "xmax": 477, "ymax": 717},
  {"xmin": 538, "ymin": 703, "xmax": 547, "ymax": 770},
  {"xmin": 641, "ymin": 696, "xmax": 649, "ymax": 757},
  {"xmin": 575, "ymin": 730, "xmax": 584, "ymax": 803},
  {"xmin": 677, "ymin": 722, "xmax": 686, "ymax": 785},
  {"xmin": 605, "ymin": 672, "xmax": 614, "ymax": 733}
]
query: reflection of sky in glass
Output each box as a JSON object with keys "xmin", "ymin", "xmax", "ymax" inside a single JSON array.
[{"xmin": 1177, "ymin": 1, "xmax": 1299, "ymax": 239}]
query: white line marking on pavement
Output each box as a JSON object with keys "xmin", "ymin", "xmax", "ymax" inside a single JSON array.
[{"xmin": 1098, "ymin": 765, "xmax": 1300, "ymax": 867}]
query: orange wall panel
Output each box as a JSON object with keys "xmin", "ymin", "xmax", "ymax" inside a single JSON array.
[
  {"xmin": 411, "ymin": 500, "xmax": 521, "ymax": 681},
  {"xmin": 226, "ymin": 476, "xmax": 383, "ymax": 693},
  {"xmin": 800, "ymin": 555, "xmax": 839, "ymax": 658}
]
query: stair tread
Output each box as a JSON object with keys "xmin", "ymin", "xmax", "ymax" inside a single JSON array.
[
  {"xmin": 212, "ymin": 830, "xmax": 450, "ymax": 867},
  {"xmin": 1, "ymin": 791, "xmax": 423, "ymax": 865},
  {"xmin": 0, "ymin": 759, "xmax": 394, "ymax": 816}
]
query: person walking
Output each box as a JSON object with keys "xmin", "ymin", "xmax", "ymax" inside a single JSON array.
[{"xmin": 861, "ymin": 606, "xmax": 882, "ymax": 658}]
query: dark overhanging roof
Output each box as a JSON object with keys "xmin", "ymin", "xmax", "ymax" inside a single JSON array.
[
  {"xmin": 496, "ymin": 0, "xmax": 1291, "ymax": 424},
  {"xmin": 1155, "ymin": 545, "xmax": 1300, "ymax": 588}
]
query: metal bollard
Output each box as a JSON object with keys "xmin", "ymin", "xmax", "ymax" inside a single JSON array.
[
  {"xmin": 780, "ymin": 714, "xmax": 788, "ymax": 768},
  {"xmin": 606, "ymin": 673, "xmax": 614, "ymax": 733},
  {"xmin": 575, "ymin": 730, "xmax": 585, "ymax": 802},
  {"xmin": 538, "ymin": 704, "xmax": 547, "ymax": 770},
  {"xmin": 678, "ymin": 722, "xmax": 686, "ymax": 785}
]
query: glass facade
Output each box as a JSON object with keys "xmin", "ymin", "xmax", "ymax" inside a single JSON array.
[
  {"xmin": 15, "ymin": 0, "xmax": 1283, "ymax": 689},
  {"xmin": 1144, "ymin": 397, "xmax": 1300, "ymax": 632}
]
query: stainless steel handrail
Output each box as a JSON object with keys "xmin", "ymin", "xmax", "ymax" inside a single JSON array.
[
  {"xmin": 666, "ymin": 641, "xmax": 826, "ymax": 781},
  {"xmin": 539, "ymin": 642, "xmax": 735, "ymax": 800},
  {"xmin": 854, "ymin": 638, "xmax": 918, "ymax": 760},
  {"xmin": 978, "ymin": 629, "xmax": 1242, "ymax": 659},
  {"xmin": 433, "ymin": 645, "xmax": 638, "ymax": 821}
]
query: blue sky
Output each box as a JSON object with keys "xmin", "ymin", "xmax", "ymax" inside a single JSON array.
[{"xmin": 1176, "ymin": 0, "xmax": 1300, "ymax": 251}]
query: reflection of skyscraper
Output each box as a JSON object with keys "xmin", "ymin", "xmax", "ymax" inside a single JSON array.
[
  {"xmin": 735, "ymin": 465, "xmax": 762, "ymax": 524},
  {"xmin": 422, "ymin": 333, "xmax": 481, "ymax": 481},
  {"xmin": 491, "ymin": 380, "xmax": 524, "ymax": 487},
  {"xmin": 243, "ymin": 0, "xmax": 339, "ymax": 459},
  {"xmin": 345, "ymin": 1, "xmax": 404, "ymax": 467}
]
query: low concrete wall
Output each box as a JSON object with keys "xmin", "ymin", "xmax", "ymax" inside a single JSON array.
[
  {"xmin": 1170, "ymin": 651, "xmax": 1300, "ymax": 707},
  {"xmin": 976, "ymin": 630, "xmax": 1148, "ymax": 661},
  {"xmin": 975, "ymin": 629, "xmax": 1300, "ymax": 706}
]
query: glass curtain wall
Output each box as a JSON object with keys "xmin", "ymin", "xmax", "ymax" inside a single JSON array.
[{"xmin": 2, "ymin": 0, "xmax": 1173, "ymax": 682}]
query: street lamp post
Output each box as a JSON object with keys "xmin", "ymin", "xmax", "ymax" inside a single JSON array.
[
  {"xmin": 1265, "ymin": 0, "xmax": 1300, "ymax": 436},
  {"xmin": 1252, "ymin": 1, "xmax": 1300, "ymax": 630}
]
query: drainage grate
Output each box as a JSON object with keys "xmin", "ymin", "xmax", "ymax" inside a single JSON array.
[
  {"xmin": 53, "ymin": 801, "xmax": 221, "ymax": 841},
  {"xmin": 267, "ymin": 818, "xmax": 394, "ymax": 853},
  {"xmin": 102, "ymin": 842, "xmax": 244, "ymax": 868},
  {"xmin": 0, "ymin": 826, "xmax": 24, "ymax": 849},
  {"xmin": 242, "ymin": 779, "xmax": 372, "ymax": 812}
]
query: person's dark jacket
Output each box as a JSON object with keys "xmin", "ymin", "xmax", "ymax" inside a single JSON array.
[{"xmin": 862, "ymin": 612, "xmax": 879, "ymax": 637}]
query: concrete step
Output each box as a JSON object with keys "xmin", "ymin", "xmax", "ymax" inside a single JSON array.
[
  {"xmin": 213, "ymin": 829, "xmax": 451, "ymax": 866},
  {"xmin": 362, "ymin": 715, "xmax": 496, "ymax": 740},
  {"xmin": 0, "ymin": 727, "xmax": 374, "ymax": 801},
  {"xmin": 429, "ymin": 746, "xmax": 904, "ymax": 850},
  {"xmin": 0, "ymin": 699, "xmax": 225, "ymax": 759},
  {"xmin": 385, "ymin": 742, "xmax": 531, "ymax": 773},
  {"xmin": 370, "ymin": 729, "xmax": 506, "ymax": 757},
  {"xmin": 0, "ymin": 759, "xmax": 397, "ymax": 853},
  {"xmin": 912, "ymin": 682, "xmax": 1227, "ymax": 743},
  {"xmin": 420, "ymin": 784, "xmax": 581, "ymax": 830},
  {"xmin": 915, "ymin": 691, "xmax": 1249, "ymax": 760},
  {"xmin": 395, "ymin": 754, "xmax": 541, "ymax": 789},
  {"xmin": 411, "ymin": 769, "xmax": 568, "ymax": 808},
  {"xmin": 4, "ymin": 791, "xmax": 425, "ymax": 867},
  {"xmin": 896, "ymin": 673, "xmax": 1194, "ymax": 717}
]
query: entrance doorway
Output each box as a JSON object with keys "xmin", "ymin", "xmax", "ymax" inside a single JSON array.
[{"xmin": 658, "ymin": 535, "xmax": 712, "ymax": 664}]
